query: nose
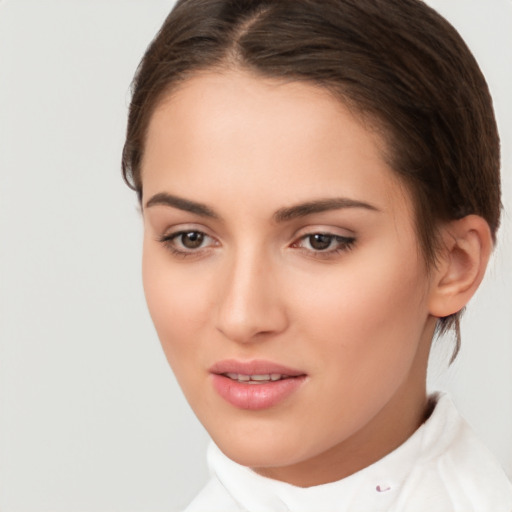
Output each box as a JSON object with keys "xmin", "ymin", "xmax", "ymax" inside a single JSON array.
[{"xmin": 215, "ymin": 247, "xmax": 288, "ymax": 344}]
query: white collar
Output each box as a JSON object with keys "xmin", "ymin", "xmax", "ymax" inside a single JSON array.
[{"xmin": 206, "ymin": 392, "xmax": 459, "ymax": 511}]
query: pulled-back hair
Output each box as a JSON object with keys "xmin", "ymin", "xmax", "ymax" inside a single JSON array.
[{"xmin": 122, "ymin": 0, "xmax": 501, "ymax": 360}]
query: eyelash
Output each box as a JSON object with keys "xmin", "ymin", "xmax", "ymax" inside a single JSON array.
[
  {"xmin": 292, "ymin": 233, "xmax": 356, "ymax": 258},
  {"xmin": 158, "ymin": 230, "xmax": 216, "ymax": 258},
  {"xmin": 158, "ymin": 231, "xmax": 356, "ymax": 259}
]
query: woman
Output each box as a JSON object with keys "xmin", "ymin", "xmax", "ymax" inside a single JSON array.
[{"xmin": 122, "ymin": 0, "xmax": 512, "ymax": 509}]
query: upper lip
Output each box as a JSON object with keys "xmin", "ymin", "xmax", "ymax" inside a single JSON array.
[{"xmin": 209, "ymin": 359, "xmax": 306, "ymax": 377}]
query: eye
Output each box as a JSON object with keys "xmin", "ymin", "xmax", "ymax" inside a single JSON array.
[
  {"xmin": 176, "ymin": 231, "xmax": 206, "ymax": 249},
  {"xmin": 159, "ymin": 229, "xmax": 217, "ymax": 256},
  {"xmin": 293, "ymin": 232, "xmax": 356, "ymax": 255}
]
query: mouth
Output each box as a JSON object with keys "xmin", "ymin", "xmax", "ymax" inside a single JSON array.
[
  {"xmin": 222, "ymin": 372, "xmax": 294, "ymax": 384},
  {"xmin": 209, "ymin": 359, "xmax": 307, "ymax": 410}
]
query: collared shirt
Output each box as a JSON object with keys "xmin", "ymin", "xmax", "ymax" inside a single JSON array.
[{"xmin": 185, "ymin": 393, "xmax": 512, "ymax": 511}]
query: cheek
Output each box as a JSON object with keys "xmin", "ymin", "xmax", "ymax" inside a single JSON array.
[
  {"xmin": 141, "ymin": 242, "xmax": 212, "ymax": 368},
  {"xmin": 284, "ymin": 251, "xmax": 430, "ymax": 440},
  {"xmin": 292, "ymin": 245, "xmax": 429, "ymax": 373}
]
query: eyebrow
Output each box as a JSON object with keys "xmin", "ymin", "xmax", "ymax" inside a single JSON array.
[
  {"xmin": 273, "ymin": 197, "xmax": 380, "ymax": 222},
  {"xmin": 144, "ymin": 192, "xmax": 379, "ymax": 221},
  {"xmin": 145, "ymin": 192, "xmax": 219, "ymax": 218}
]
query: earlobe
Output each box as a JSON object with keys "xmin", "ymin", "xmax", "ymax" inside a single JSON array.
[{"xmin": 428, "ymin": 215, "xmax": 493, "ymax": 318}]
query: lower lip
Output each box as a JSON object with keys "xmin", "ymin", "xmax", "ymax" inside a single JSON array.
[{"xmin": 211, "ymin": 374, "xmax": 306, "ymax": 410}]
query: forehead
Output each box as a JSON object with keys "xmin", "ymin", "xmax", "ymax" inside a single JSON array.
[{"xmin": 142, "ymin": 70, "xmax": 411, "ymax": 219}]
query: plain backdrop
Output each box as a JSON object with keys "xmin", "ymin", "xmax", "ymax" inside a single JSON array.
[{"xmin": 0, "ymin": 0, "xmax": 511, "ymax": 511}]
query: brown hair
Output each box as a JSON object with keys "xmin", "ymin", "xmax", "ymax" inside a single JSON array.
[{"xmin": 122, "ymin": 0, "xmax": 501, "ymax": 360}]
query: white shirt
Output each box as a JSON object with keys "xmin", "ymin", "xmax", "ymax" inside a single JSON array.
[{"xmin": 184, "ymin": 393, "xmax": 512, "ymax": 511}]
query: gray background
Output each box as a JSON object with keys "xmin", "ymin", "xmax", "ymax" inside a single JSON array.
[{"xmin": 0, "ymin": 0, "xmax": 510, "ymax": 510}]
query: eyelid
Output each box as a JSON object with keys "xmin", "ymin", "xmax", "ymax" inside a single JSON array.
[
  {"xmin": 292, "ymin": 224, "xmax": 356, "ymax": 240},
  {"xmin": 159, "ymin": 222, "xmax": 217, "ymax": 240}
]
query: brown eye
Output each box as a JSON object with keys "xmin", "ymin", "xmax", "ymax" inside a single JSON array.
[
  {"xmin": 159, "ymin": 229, "xmax": 217, "ymax": 257},
  {"xmin": 180, "ymin": 231, "xmax": 205, "ymax": 249},
  {"xmin": 294, "ymin": 232, "xmax": 356, "ymax": 256},
  {"xmin": 308, "ymin": 234, "xmax": 334, "ymax": 251}
]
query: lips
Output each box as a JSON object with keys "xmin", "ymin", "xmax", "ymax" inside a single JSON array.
[
  {"xmin": 209, "ymin": 359, "xmax": 307, "ymax": 410},
  {"xmin": 210, "ymin": 359, "xmax": 305, "ymax": 377}
]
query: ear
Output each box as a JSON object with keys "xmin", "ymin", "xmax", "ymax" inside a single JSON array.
[{"xmin": 428, "ymin": 215, "xmax": 493, "ymax": 318}]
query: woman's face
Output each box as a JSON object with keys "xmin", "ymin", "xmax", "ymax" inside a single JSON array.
[{"xmin": 141, "ymin": 70, "xmax": 438, "ymax": 485}]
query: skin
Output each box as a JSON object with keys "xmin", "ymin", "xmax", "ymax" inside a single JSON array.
[{"xmin": 140, "ymin": 70, "xmax": 451, "ymax": 487}]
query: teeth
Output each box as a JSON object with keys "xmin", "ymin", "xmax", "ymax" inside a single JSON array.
[
  {"xmin": 224, "ymin": 373, "xmax": 287, "ymax": 383},
  {"xmin": 250, "ymin": 374, "xmax": 271, "ymax": 381}
]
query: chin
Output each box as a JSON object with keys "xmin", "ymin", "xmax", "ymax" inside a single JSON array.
[
  {"xmin": 210, "ymin": 423, "xmax": 317, "ymax": 470},
  {"xmin": 219, "ymin": 441, "xmax": 295, "ymax": 469}
]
